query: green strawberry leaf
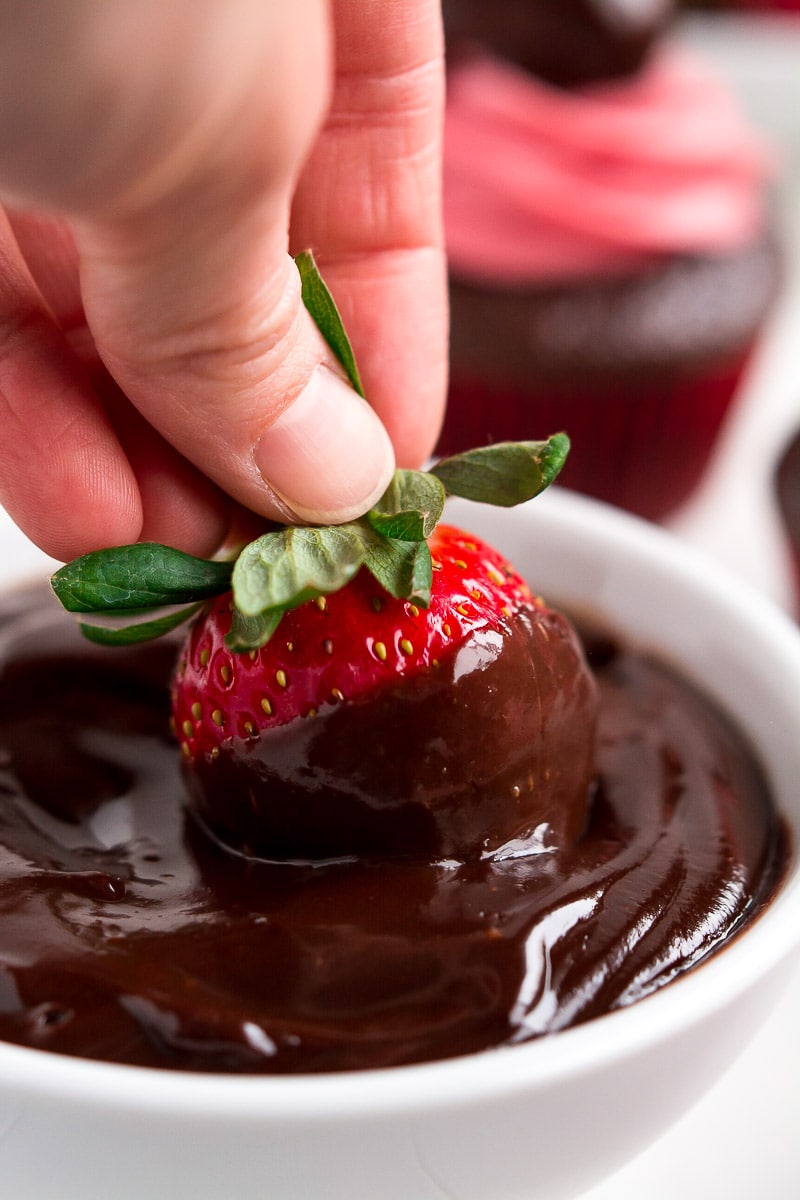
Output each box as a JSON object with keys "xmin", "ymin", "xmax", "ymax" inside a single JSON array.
[
  {"xmin": 232, "ymin": 524, "xmax": 369, "ymax": 618},
  {"xmin": 364, "ymin": 537, "xmax": 433, "ymax": 608},
  {"xmin": 49, "ymin": 436, "xmax": 571, "ymax": 649},
  {"xmin": 51, "ymin": 543, "xmax": 232, "ymax": 613},
  {"xmin": 430, "ymin": 434, "xmax": 570, "ymax": 507},
  {"xmin": 226, "ymin": 606, "xmax": 284, "ymax": 652},
  {"xmin": 367, "ymin": 469, "xmax": 445, "ymax": 542},
  {"xmin": 77, "ymin": 602, "xmax": 205, "ymax": 646},
  {"xmin": 295, "ymin": 250, "xmax": 365, "ymax": 398}
]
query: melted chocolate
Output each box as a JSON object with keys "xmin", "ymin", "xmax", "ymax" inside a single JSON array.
[
  {"xmin": 0, "ymin": 587, "xmax": 787, "ymax": 1074},
  {"xmin": 185, "ymin": 605, "xmax": 597, "ymax": 863}
]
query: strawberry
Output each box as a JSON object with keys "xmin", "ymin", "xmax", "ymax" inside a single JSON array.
[
  {"xmin": 50, "ymin": 251, "xmax": 597, "ymax": 862},
  {"xmin": 171, "ymin": 524, "xmax": 535, "ymax": 757},
  {"xmin": 166, "ymin": 523, "xmax": 596, "ymax": 861}
]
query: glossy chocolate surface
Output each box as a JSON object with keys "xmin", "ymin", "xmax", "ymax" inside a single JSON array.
[
  {"xmin": 0, "ymin": 587, "xmax": 786, "ymax": 1073},
  {"xmin": 186, "ymin": 605, "xmax": 597, "ymax": 863}
]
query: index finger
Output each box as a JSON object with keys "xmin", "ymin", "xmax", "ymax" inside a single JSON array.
[{"xmin": 289, "ymin": 0, "xmax": 447, "ymax": 468}]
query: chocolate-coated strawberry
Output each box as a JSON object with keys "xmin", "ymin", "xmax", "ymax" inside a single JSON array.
[
  {"xmin": 172, "ymin": 524, "xmax": 534, "ymax": 757},
  {"xmin": 169, "ymin": 524, "xmax": 597, "ymax": 861}
]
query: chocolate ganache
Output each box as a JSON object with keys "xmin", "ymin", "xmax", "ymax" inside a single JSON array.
[{"xmin": 0, "ymin": 585, "xmax": 786, "ymax": 1073}]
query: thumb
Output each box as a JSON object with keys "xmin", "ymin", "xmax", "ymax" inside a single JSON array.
[
  {"xmin": 30, "ymin": 0, "xmax": 396, "ymax": 529},
  {"xmin": 77, "ymin": 225, "xmax": 396, "ymax": 526}
]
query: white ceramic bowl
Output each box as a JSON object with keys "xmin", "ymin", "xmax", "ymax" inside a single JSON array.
[{"xmin": 1, "ymin": 489, "xmax": 799, "ymax": 1200}]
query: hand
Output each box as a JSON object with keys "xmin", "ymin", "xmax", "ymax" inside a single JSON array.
[{"xmin": 0, "ymin": 0, "xmax": 447, "ymax": 561}]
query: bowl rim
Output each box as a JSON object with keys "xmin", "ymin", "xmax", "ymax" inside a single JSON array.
[{"xmin": 1, "ymin": 487, "xmax": 799, "ymax": 1120}]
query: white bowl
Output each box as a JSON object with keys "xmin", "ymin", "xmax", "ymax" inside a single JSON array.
[{"xmin": 0, "ymin": 489, "xmax": 798, "ymax": 1200}]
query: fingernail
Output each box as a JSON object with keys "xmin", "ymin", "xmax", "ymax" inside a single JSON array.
[{"xmin": 253, "ymin": 365, "xmax": 395, "ymax": 523}]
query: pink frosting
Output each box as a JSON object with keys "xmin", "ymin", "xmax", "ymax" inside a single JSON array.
[{"xmin": 444, "ymin": 46, "xmax": 776, "ymax": 283}]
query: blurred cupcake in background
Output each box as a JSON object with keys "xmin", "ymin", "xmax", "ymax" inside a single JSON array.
[
  {"xmin": 438, "ymin": 0, "xmax": 783, "ymax": 521},
  {"xmin": 680, "ymin": 3, "xmax": 800, "ymax": 14}
]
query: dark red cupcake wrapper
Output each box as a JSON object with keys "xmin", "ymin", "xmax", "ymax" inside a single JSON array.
[{"xmin": 438, "ymin": 352, "xmax": 753, "ymax": 522}]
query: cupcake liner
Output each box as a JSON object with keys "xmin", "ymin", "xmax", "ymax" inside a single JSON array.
[{"xmin": 438, "ymin": 350, "xmax": 753, "ymax": 522}]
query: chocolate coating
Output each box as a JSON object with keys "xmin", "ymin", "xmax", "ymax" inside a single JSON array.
[
  {"xmin": 0, "ymin": 587, "xmax": 787, "ymax": 1074},
  {"xmin": 186, "ymin": 607, "xmax": 597, "ymax": 863},
  {"xmin": 442, "ymin": 0, "xmax": 673, "ymax": 88}
]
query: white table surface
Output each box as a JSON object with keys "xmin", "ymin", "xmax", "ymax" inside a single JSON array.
[{"xmin": 0, "ymin": 14, "xmax": 798, "ymax": 1200}]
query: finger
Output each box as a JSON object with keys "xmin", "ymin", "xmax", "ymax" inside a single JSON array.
[
  {"xmin": 289, "ymin": 0, "xmax": 448, "ymax": 467},
  {"xmin": 4, "ymin": 209, "xmax": 241, "ymax": 558},
  {"xmin": 4, "ymin": 209, "xmax": 84, "ymax": 337},
  {"xmin": 80, "ymin": 237, "xmax": 396, "ymax": 528},
  {"xmin": 0, "ymin": 209, "xmax": 142, "ymax": 560},
  {"xmin": 96, "ymin": 377, "xmax": 235, "ymax": 558},
  {"xmin": 0, "ymin": 1, "xmax": 395, "ymax": 528}
]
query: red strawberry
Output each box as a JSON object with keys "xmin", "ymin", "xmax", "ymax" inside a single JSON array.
[{"xmin": 170, "ymin": 523, "xmax": 597, "ymax": 862}]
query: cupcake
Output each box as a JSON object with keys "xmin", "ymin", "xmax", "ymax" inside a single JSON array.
[
  {"xmin": 438, "ymin": 0, "xmax": 782, "ymax": 521},
  {"xmin": 440, "ymin": 0, "xmax": 673, "ymax": 86}
]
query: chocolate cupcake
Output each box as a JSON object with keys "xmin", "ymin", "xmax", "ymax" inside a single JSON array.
[
  {"xmin": 439, "ymin": 1, "xmax": 782, "ymax": 520},
  {"xmin": 442, "ymin": 0, "xmax": 673, "ymax": 87}
]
